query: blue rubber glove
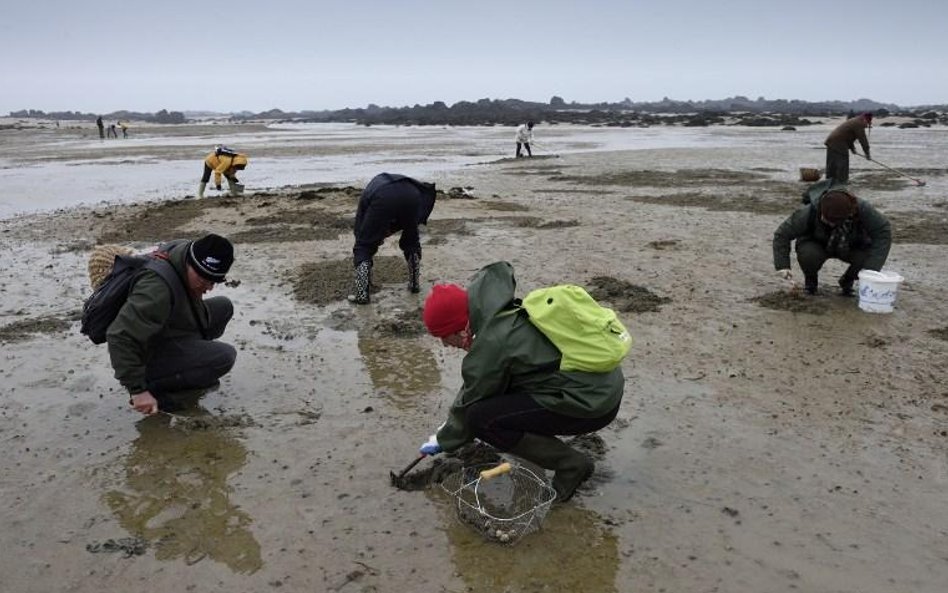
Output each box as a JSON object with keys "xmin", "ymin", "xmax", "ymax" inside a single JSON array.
[{"xmin": 419, "ymin": 433, "xmax": 442, "ymax": 456}]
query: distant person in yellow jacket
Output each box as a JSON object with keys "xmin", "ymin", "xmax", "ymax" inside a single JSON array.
[{"xmin": 198, "ymin": 146, "xmax": 248, "ymax": 198}]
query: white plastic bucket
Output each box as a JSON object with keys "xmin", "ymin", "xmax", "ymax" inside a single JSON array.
[{"xmin": 857, "ymin": 270, "xmax": 904, "ymax": 313}]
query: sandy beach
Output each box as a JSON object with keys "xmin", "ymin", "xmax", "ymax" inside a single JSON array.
[{"xmin": 1, "ymin": 121, "xmax": 947, "ymax": 593}]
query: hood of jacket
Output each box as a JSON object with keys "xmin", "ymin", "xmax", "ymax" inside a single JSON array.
[{"xmin": 466, "ymin": 261, "xmax": 517, "ymax": 334}]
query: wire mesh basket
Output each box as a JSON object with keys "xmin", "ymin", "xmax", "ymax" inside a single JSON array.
[{"xmin": 440, "ymin": 461, "xmax": 556, "ymax": 545}]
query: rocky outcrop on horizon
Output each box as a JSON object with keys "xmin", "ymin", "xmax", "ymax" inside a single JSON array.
[{"xmin": 7, "ymin": 96, "xmax": 947, "ymax": 128}]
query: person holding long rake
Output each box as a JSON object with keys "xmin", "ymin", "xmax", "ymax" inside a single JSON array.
[{"xmin": 824, "ymin": 112, "xmax": 873, "ymax": 183}]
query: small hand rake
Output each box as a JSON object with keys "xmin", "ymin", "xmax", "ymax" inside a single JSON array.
[{"xmin": 440, "ymin": 461, "xmax": 556, "ymax": 545}]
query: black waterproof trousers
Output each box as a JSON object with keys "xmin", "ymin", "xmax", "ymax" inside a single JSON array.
[
  {"xmin": 465, "ymin": 393, "xmax": 620, "ymax": 451},
  {"xmin": 353, "ymin": 177, "xmax": 427, "ymax": 265},
  {"xmin": 144, "ymin": 296, "xmax": 236, "ymax": 397}
]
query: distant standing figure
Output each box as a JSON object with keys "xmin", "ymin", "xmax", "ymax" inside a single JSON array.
[
  {"xmin": 96, "ymin": 116, "xmax": 104, "ymax": 139},
  {"xmin": 198, "ymin": 145, "xmax": 248, "ymax": 198},
  {"xmin": 108, "ymin": 123, "xmax": 118, "ymax": 138},
  {"xmin": 824, "ymin": 112, "xmax": 872, "ymax": 183},
  {"xmin": 515, "ymin": 121, "xmax": 534, "ymax": 158},
  {"xmin": 348, "ymin": 173, "xmax": 437, "ymax": 304},
  {"xmin": 119, "ymin": 121, "xmax": 128, "ymax": 138}
]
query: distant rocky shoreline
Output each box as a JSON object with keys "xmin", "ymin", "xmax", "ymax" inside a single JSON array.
[{"xmin": 8, "ymin": 96, "xmax": 948, "ymax": 129}]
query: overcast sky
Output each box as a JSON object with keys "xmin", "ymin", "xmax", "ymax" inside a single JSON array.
[{"xmin": 2, "ymin": 0, "xmax": 945, "ymax": 114}]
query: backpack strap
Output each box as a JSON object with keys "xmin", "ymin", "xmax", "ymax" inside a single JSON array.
[{"xmin": 142, "ymin": 252, "xmax": 209, "ymax": 339}]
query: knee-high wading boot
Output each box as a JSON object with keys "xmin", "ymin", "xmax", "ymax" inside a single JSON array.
[
  {"xmin": 347, "ymin": 261, "xmax": 372, "ymax": 304},
  {"xmin": 407, "ymin": 252, "xmax": 421, "ymax": 293},
  {"xmin": 226, "ymin": 177, "xmax": 245, "ymax": 197},
  {"xmin": 197, "ymin": 182, "xmax": 206, "ymax": 199},
  {"xmin": 507, "ymin": 433, "xmax": 594, "ymax": 502}
]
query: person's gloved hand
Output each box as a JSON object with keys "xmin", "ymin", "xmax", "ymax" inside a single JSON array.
[
  {"xmin": 419, "ymin": 433, "xmax": 442, "ymax": 456},
  {"xmin": 775, "ymin": 269, "xmax": 793, "ymax": 281},
  {"xmin": 216, "ymin": 184, "xmax": 222, "ymax": 191}
]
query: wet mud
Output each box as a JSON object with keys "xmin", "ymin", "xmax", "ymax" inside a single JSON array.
[
  {"xmin": 887, "ymin": 211, "xmax": 948, "ymax": 245},
  {"xmin": 292, "ymin": 255, "xmax": 409, "ymax": 305},
  {"xmin": 628, "ymin": 191, "xmax": 795, "ymax": 216},
  {"xmin": 551, "ymin": 168, "xmax": 767, "ymax": 187},
  {"xmin": 751, "ymin": 290, "xmax": 827, "ymax": 314},
  {"xmin": 587, "ymin": 276, "xmax": 671, "ymax": 314},
  {"xmin": 928, "ymin": 327, "xmax": 948, "ymax": 341},
  {"xmin": 0, "ymin": 314, "xmax": 74, "ymax": 343},
  {"xmin": 391, "ymin": 443, "xmax": 502, "ymax": 491},
  {"xmin": 86, "ymin": 537, "xmax": 149, "ymax": 557},
  {"xmin": 4, "ymin": 125, "xmax": 948, "ymax": 593}
]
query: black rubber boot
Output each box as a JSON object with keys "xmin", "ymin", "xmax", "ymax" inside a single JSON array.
[
  {"xmin": 406, "ymin": 252, "xmax": 421, "ymax": 293},
  {"xmin": 508, "ymin": 433, "xmax": 594, "ymax": 503},
  {"xmin": 347, "ymin": 261, "xmax": 371, "ymax": 304},
  {"xmin": 804, "ymin": 273, "xmax": 819, "ymax": 295},
  {"xmin": 838, "ymin": 267, "xmax": 858, "ymax": 297}
]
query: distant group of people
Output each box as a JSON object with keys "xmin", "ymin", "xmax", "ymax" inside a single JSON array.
[
  {"xmin": 96, "ymin": 116, "xmax": 128, "ymax": 139},
  {"xmin": 96, "ymin": 113, "xmax": 896, "ymax": 508}
]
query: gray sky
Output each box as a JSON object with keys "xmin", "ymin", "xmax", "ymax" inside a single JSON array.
[{"xmin": 2, "ymin": 0, "xmax": 945, "ymax": 114}]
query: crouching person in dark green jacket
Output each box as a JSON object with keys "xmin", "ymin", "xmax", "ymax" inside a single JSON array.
[
  {"xmin": 107, "ymin": 234, "xmax": 237, "ymax": 416},
  {"xmin": 418, "ymin": 261, "xmax": 624, "ymax": 502},
  {"xmin": 773, "ymin": 189, "xmax": 891, "ymax": 296}
]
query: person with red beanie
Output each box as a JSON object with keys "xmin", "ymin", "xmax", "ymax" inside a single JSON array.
[
  {"xmin": 422, "ymin": 283, "xmax": 471, "ymax": 349},
  {"xmin": 418, "ymin": 261, "xmax": 625, "ymax": 503}
]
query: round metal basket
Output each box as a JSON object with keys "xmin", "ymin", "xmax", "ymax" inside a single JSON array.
[{"xmin": 440, "ymin": 461, "xmax": 556, "ymax": 545}]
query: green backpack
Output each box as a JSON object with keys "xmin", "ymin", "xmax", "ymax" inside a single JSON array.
[{"xmin": 521, "ymin": 285, "xmax": 632, "ymax": 373}]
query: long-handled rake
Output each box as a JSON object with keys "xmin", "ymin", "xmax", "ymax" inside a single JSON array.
[{"xmin": 862, "ymin": 155, "xmax": 926, "ymax": 186}]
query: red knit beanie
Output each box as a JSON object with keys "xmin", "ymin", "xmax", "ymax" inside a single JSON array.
[
  {"xmin": 821, "ymin": 190, "xmax": 857, "ymax": 225},
  {"xmin": 423, "ymin": 284, "xmax": 469, "ymax": 337}
]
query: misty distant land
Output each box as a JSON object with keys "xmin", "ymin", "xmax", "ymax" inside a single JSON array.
[{"xmin": 6, "ymin": 95, "xmax": 948, "ymax": 129}]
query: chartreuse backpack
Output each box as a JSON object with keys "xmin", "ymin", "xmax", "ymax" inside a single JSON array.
[{"xmin": 521, "ymin": 285, "xmax": 632, "ymax": 373}]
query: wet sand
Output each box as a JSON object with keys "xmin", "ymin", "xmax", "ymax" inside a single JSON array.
[{"xmin": 2, "ymin": 125, "xmax": 948, "ymax": 592}]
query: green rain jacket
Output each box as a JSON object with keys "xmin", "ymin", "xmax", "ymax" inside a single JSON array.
[
  {"xmin": 436, "ymin": 262, "xmax": 625, "ymax": 452},
  {"xmin": 772, "ymin": 193, "xmax": 892, "ymax": 272},
  {"xmin": 106, "ymin": 241, "xmax": 210, "ymax": 394}
]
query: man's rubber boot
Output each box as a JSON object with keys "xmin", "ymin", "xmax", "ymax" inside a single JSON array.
[
  {"xmin": 508, "ymin": 433, "xmax": 594, "ymax": 503},
  {"xmin": 226, "ymin": 177, "xmax": 244, "ymax": 197},
  {"xmin": 838, "ymin": 268, "xmax": 858, "ymax": 297},
  {"xmin": 197, "ymin": 182, "xmax": 206, "ymax": 199},
  {"xmin": 347, "ymin": 261, "xmax": 371, "ymax": 304},
  {"xmin": 804, "ymin": 273, "xmax": 819, "ymax": 295},
  {"xmin": 407, "ymin": 252, "xmax": 421, "ymax": 294}
]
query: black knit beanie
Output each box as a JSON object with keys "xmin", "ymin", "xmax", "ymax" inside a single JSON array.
[{"xmin": 188, "ymin": 234, "xmax": 234, "ymax": 282}]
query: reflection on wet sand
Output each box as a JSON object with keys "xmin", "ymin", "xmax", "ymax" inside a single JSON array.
[
  {"xmin": 441, "ymin": 499, "xmax": 619, "ymax": 593},
  {"xmin": 357, "ymin": 333, "xmax": 442, "ymax": 406},
  {"xmin": 103, "ymin": 414, "xmax": 262, "ymax": 574}
]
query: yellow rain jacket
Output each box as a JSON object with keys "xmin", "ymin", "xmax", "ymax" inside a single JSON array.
[{"xmin": 204, "ymin": 152, "xmax": 248, "ymax": 187}]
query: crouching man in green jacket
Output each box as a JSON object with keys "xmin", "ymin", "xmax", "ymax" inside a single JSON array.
[
  {"xmin": 773, "ymin": 189, "xmax": 891, "ymax": 296},
  {"xmin": 107, "ymin": 234, "xmax": 237, "ymax": 415},
  {"xmin": 418, "ymin": 261, "xmax": 625, "ymax": 502}
]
